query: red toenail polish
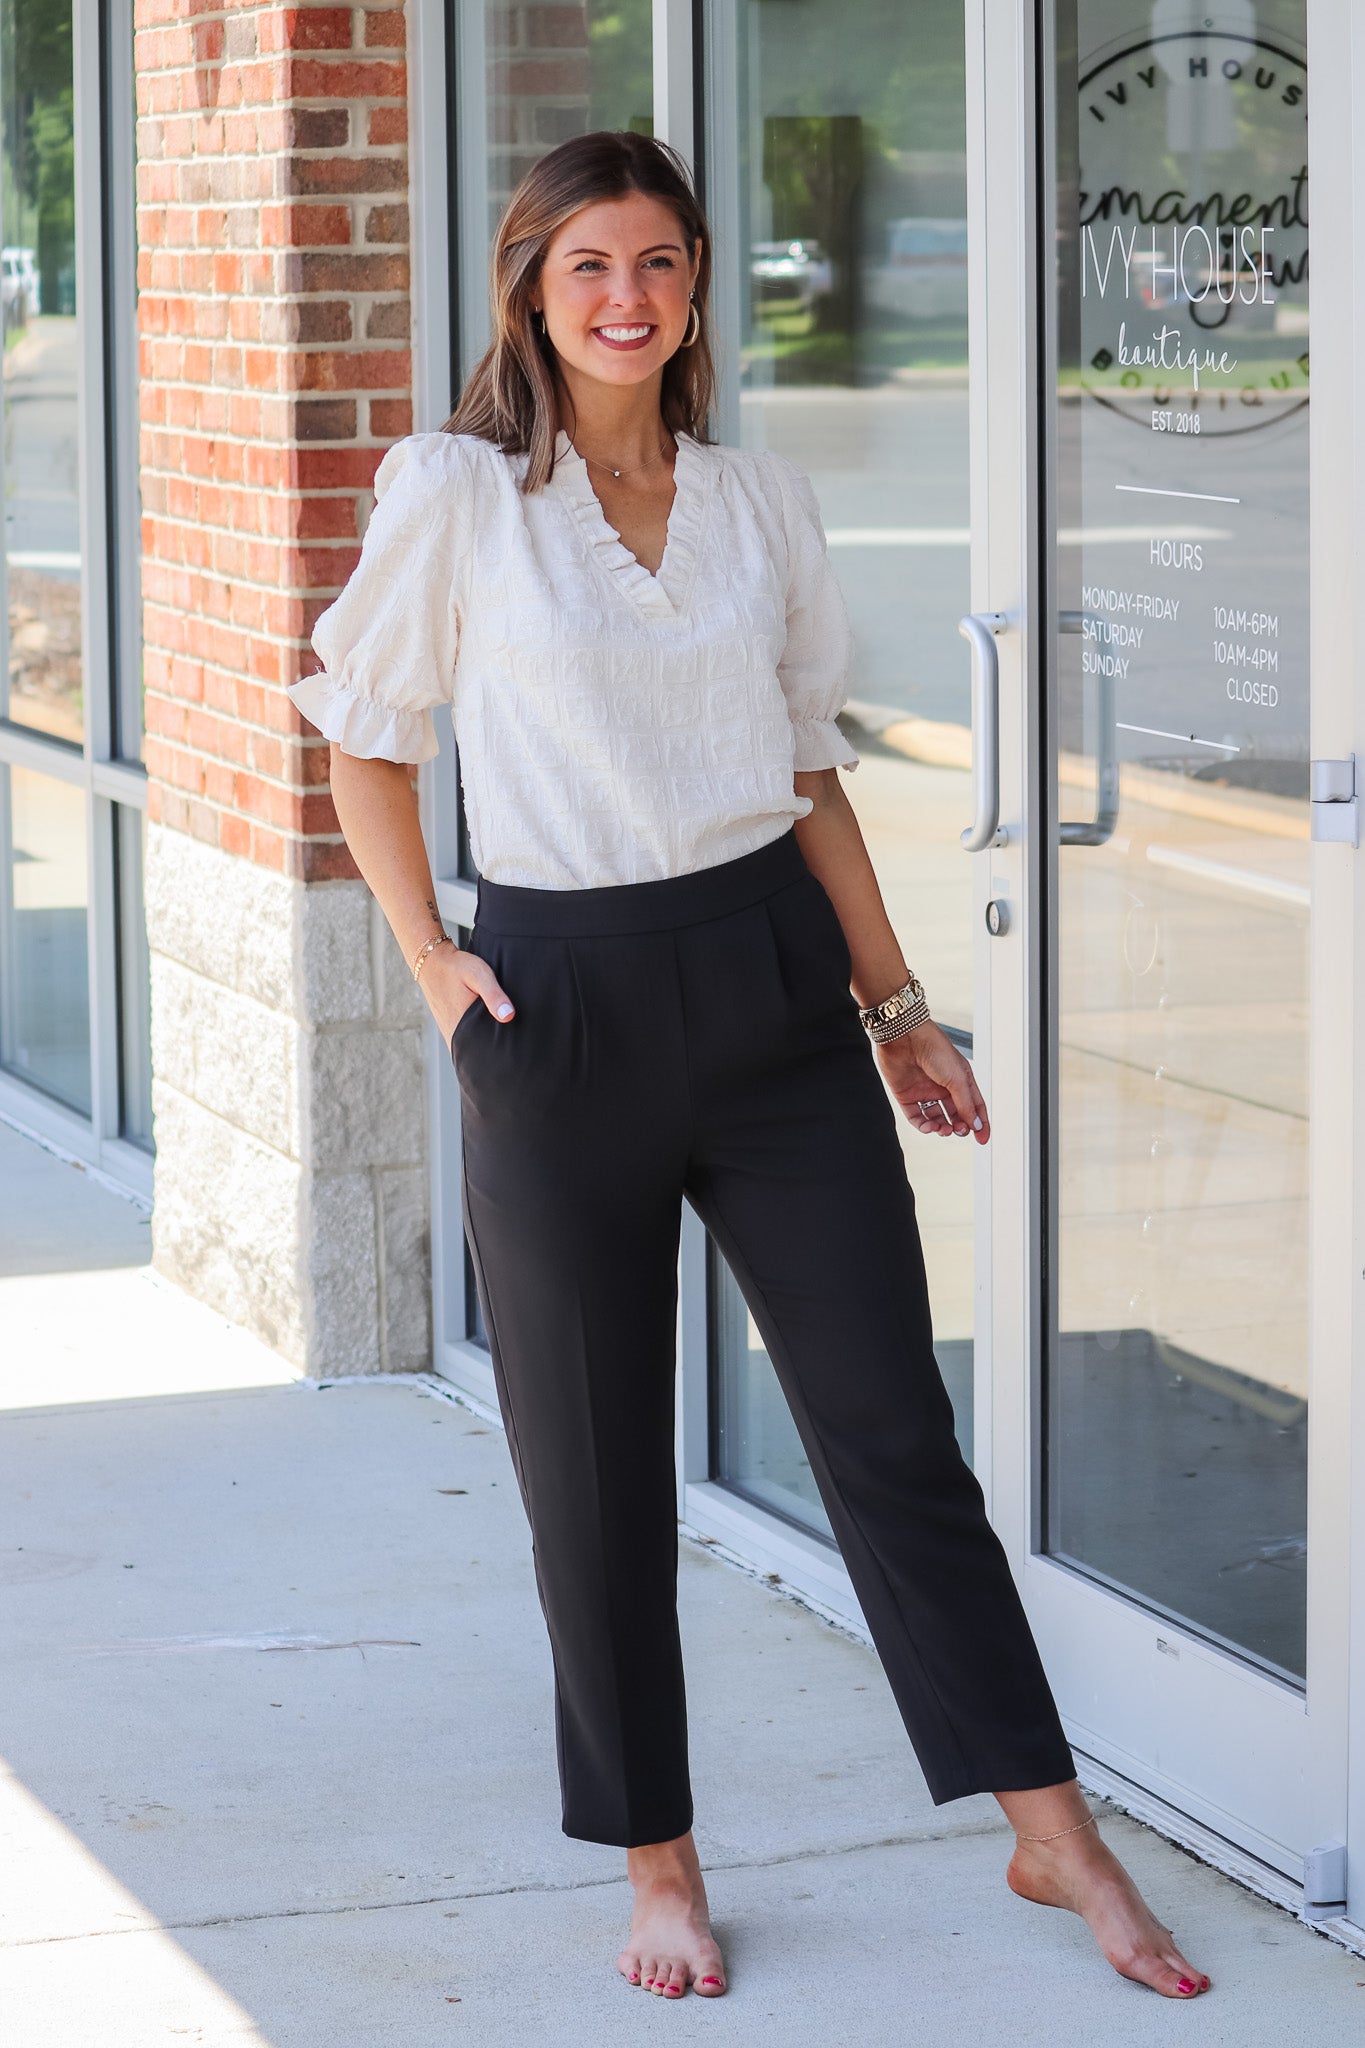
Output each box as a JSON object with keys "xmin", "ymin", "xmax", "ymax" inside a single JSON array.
[
  {"xmin": 702, "ymin": 1977, "xmax": 722, "ymax": 1986},
  {"xmin": 1177, "ymin": 1978, "xmax": 1195, "ymax": 1994}
]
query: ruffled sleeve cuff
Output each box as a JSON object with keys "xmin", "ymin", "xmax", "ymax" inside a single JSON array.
[
  {"xmin": 791, "ymin": 712, "xmax": 860, "ymax": 774},
  {"xmin": 287, "ymin": 671, "xmax": 440, "ymax": 766}
]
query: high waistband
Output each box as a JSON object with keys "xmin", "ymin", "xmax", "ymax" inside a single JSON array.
[{"xmin": 473, "ymin": 827, "xmax": 809, "ymax": 937}]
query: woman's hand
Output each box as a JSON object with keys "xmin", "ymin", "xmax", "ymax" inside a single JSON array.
[
  {"xmin": 321, "ymin": 749, "xmax": 517, "ymax": 1051},
  {"xmin": 876, "ymin": 1021, "xmax": 990, "ymax": 1144},
  {"xmin": 420, "ymin": 941, "xmax": 516, "ymax": 1047},
  {"xmin": 789, "ymin": 772, "xmax": 989, "ymax": 1146}
]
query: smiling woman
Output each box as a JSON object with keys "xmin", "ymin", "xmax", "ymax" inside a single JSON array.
[{"xmin": 279, "ymin": 121, "xmax": 1218, "ymax": 2010}]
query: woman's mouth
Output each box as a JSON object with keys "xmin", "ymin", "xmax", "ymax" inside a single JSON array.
[{"xmin": 591, "ymin": 324, "xmax": 657, "ymax": 352}]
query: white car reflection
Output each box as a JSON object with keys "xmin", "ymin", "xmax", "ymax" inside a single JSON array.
[
  {"xmin": 750, "ymin": 239, "xmax": 834, "ymax": 310},
  {"xmin": 2, "ymin": 246, "xmax": 40, "ymax": 331}
]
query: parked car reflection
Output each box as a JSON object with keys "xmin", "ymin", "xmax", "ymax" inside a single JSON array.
[
  {"xmin": 2, "ymin": 246, "xmax": 39, "ymax": 333},
  {"xmin": 750, "ymin": 238, "xmax": 834, "ymax": 311}
]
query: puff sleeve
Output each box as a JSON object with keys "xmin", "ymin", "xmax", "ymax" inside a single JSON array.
[
  {"xmin": 770, "ymin": 453, "xmax": 860, "ymax": 775},
  {"xmin": 286, "ymin": 433, "xmax": 471, "ymax": 765}
]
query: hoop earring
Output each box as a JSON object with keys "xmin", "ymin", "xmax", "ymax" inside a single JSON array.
[
  {"xmin": 681, "ymin": 297, "xmax": 701, "ymax": 348},
  {"xmin": 535, "ymin": 309, "xmax": 547, "ymax": 338}
]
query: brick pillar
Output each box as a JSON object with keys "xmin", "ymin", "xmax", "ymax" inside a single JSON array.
[{"xmin": 135, "ymin": 1, "xmax": 431, "ymax": 1373}]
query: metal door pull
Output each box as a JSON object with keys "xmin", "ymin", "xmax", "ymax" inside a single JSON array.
[{"xmin": 958, "ymin": 611, "xmax": 1008, "ymax": 852}]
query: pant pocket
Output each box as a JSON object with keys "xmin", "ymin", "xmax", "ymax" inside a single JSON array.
[
  {"xmin": 450, "ymin": 994, "xmax": 486, "ymax": 1062},
  {"xmin": 453, "ymin": 934, "xmax": 587, "ymax": 1121},
  {"xmin": 450, "ymin": 929, "xmax": 492, "ymax": 1064}
]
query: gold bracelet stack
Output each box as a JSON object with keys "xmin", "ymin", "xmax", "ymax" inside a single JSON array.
[
  {"xmin": 858, "ymin": 972, "xmax": 931, "ymax": 1044},
  {"xmin": 411, "ymin": 931, "xmax": 452, "ymax": 983}
]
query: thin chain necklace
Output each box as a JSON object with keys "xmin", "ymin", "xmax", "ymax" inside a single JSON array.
[{"xmin": 571, "ymin": 432, "xmax": 675, "ymax": 481}]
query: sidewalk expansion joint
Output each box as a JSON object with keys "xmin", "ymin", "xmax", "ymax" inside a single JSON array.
[{"xmin": 5, "ymin": 1820, "xmax": 1019, "ymax": 1948}]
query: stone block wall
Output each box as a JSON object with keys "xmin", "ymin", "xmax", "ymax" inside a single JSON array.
[
  {"xmin": 145, "ymin": 826, "xmax": 431, "ymax": 1370},
  {"xmin": 133, "ymin": 1, "xmax": 431, "ymax": 1372}
]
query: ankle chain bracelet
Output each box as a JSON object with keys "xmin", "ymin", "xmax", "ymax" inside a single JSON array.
[{"xmin": 1015, "ymin": 1811, "xmax": 1098, "ymax": 1844}]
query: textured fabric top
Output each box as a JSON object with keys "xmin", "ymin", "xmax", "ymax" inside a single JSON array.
[{"xmin": 288, "ymin": 428, "xmax": 860, "ymax": 890}]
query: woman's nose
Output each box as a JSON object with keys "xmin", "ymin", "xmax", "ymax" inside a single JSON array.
[{"xmin": 603, "ymin": 267, "xmax": 649, "ymax": 309}]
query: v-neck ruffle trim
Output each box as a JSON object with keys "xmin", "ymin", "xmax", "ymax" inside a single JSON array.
[{"xmin": 552, "ymin": 429, "xmax": 707, "ymax": 619}]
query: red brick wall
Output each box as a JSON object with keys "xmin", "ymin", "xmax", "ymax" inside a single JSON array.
[{"xmin": 135, "ymin": 1, "xmax": 413, "ymax": 881}]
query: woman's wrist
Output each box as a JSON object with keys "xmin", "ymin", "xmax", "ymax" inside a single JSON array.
[
  {"xmin": 416, "ymin": 942, "xmax": 475, "ymax": 1031},
  {"xmin": 411, "ymin": 930, "xmax": 452, "ymax": 982},
  {"xmin": 416, "ymin": 938, "xmax": 464, "ymax": 982},
  {"xmin": 854, "ymin": 963, "xmax": 911, "ymax": 1010},
  {"xmin": 857, "ymin": 970, "xmax": 930, "ymax": 1043}
]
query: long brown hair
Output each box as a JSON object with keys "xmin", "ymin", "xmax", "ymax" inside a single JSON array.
[{"xmin": 443, "ymin": 131, "xmax": 715, "ymax": 491}]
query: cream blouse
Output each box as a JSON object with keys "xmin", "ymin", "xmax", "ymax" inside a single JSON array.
[{"xmin": 288, "ymin": 427, "xmax": 860, "ymax": 890}]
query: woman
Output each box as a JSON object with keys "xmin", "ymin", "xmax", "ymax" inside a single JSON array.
[{"xmin": 289, "ymin": 131, "xmax": 1210, "ymax": 2006}]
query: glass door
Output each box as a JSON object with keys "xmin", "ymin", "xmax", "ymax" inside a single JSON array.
[
  {"xmin": 979, "ymin": 0, "xmax": 1345, "ymax": 1881},
  {"xmin": 1048, "ymin": 0, "xmax": 1311, "ymax": 1686}
]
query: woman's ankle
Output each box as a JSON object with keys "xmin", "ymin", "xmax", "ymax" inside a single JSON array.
[{"xmin": 627, "ymin": 1829, "xmax": 698, "ymax": 1885}]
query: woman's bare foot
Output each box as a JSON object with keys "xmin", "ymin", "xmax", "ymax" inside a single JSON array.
[
  {"xmin": 999, "ymin": 1787, "xmax": 1211, "ymax": 2000},
  {"xmin": 616, "ymin": 1829, "xmax": 727, "ymax": 1999}
]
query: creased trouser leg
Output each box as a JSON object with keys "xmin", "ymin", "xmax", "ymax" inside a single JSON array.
[
  {"xmin": 457, "ymin": 925, "xmax": 695, "ymax": 1847},
  {"xmin": 680, "ymin": 868, "xmax": 1075, "ymax": 1803}
]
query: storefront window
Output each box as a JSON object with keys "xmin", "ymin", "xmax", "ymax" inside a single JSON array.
[
  {"xmin": 705, "ymin": 0, "xmax": 975, "ymax": 1534},
  {"xmin": 0, "ymin": 0, "xmax": 148, "ymax": 1173},
  {"xmin": 1, "ymin": 764, "xmax": 90, "ymax": 1113},
  {"xmin": 1, "ymin": 0, "xmax": 82, "ymax": 747}
]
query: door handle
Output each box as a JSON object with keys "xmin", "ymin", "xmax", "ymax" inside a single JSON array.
[
  {"xmin": 1057, "ymin": 609, "xmax": 1119, "ymax": 846},
  {"xmin": 958, "ymin": 611, "xmax": 1008, "ymax": 851}
]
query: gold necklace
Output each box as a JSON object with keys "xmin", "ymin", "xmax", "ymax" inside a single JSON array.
[{"xmin": 572, "ymin": 434, "xmax": 675, "ymax": 481}]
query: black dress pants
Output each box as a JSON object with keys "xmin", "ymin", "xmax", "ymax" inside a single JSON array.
[{"xmin": 452, "ymin": 825, "xmax": 1074, "ymax": 1847}]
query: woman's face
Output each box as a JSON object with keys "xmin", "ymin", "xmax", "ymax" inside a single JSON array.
[{"xmin": 537, "ymin": 192, "xmax": 701, "ymax": 395}]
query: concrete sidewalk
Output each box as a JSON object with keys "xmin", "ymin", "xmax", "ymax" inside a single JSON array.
[{"xmin": 1, "ymin": 1122, "xmax": 1361, "ymax": 2046}]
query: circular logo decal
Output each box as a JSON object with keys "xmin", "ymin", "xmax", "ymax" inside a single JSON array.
[{"xmin": 1077, "ymin": 22, "xmax": 1308, "ymax": 436}]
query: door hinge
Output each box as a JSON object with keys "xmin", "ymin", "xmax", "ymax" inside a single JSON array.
[
  {"xmin": 1311, "ymin": 757, "xmax": 1358, "ymax": 844},
  {"xmin": 1303, "ymin": 1841, "xmax": 1347, "ymax": 1923}
]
